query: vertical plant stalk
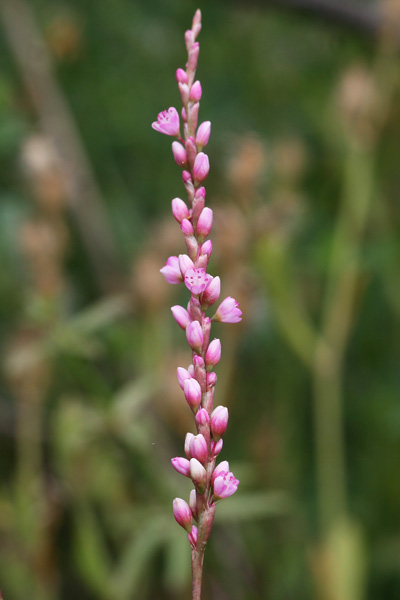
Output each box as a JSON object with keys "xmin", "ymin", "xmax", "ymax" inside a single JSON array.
[
  {"xmin": 151, "ymin": 10, "xmax": 242, "ymax": 599},
  {"xmin": 0, "ymin": 0, "xmax": 123, "ymax": 292},
  {"xmin": 313, "ymin": 142, "xmax": 374, "ymax": 533}
]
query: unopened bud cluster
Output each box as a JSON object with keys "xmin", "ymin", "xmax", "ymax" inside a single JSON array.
[{"xmin": 152, "ymin": 9, "xmax": 240, "ymax": 552}]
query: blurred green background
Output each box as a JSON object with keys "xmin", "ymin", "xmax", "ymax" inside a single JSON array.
[{"xmin": 0, "ymin": 0, "xmax": 399, "ymax": 598}]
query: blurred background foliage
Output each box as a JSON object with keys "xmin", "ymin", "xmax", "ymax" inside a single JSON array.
[{"xmin": 0, "ymin": 0, "xmax": 399, "ymax": 598}]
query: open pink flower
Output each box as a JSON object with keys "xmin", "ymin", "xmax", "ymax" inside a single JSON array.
[
  {"xmin": 184, "ymin": 267, "xmax": 212, "ymax": 295},
  {"xmin": 213, "ymin": 470, "xmax": 239, "ymax": 499},
  {"xmin": 152, "ymin": 107, "xmax": 180, "ymax": 136}
]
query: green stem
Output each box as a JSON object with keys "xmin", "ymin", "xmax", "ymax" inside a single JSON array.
[{"xmin": 313, "ymin": 142, "xmax": 374, "ymax": 533}]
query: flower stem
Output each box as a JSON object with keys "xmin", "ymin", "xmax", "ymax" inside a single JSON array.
[{"xmin": 191, "ymin": 546, "xmax": 205, "ymax": 600}]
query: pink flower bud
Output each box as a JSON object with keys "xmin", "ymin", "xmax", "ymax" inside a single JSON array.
[
  {"xmin": 171, "ymin": 457, "xmax": 191, "ymax": 477},
  {"xmin": 178, "ymin": 82, "xmax": 189, "ymax": 105},
  {"xmin": 186, "ymin": 320, "xmax": 204, "ymax": 352},
  {"xmin": 187, "ymin": 525, "xmax": 198, "ymax": 548},
  {"xmin": 201, "ymin": 240, "xmax": 212, "ymax": 257},
  {"xmin": 188, "ymin": 101, "xmax": 199, "ymax": 134},
  {"xmin": 196, "ymin": 207, "xmax": 213, "ymax": 238},
  {"xmin": 190, "ymin": 458, "xmax": 207, "ymax": 493},
  {"xmin": 192, "ymin": 8, "xmax": 202, "ymax": 36},
  {"xmin": 152, "ymin": 107, "xmax": 180, "ymax": 136},
  {"xmin": 196, "ymin": 408, "xmax": 210, "ymax": 426},
  {"xmin": 182, "ymin": 170, "xmax": 192, "ymax": 184},
  {"xmin": 185, "ymin": 432, "xmax": 194, "ymax": 458},
  {"xmin": 185, "ymin": 30, "xmax": 195, "ymax": 52},
  {"xmin": 211, "ymin": 406, "xmax": 229, "ymax": 440},
  {"xmin": 187, "ymin": 42, "xmax": 199, "ymax": 71},
  {"xmin": 173, "ymin": 497, "xmax": 193, "ymax": 532},
  {"xmin": 185, "ymin": 136, "xmax": 197, "ymax": 167},
  {"xmin": 183, "ymin": 377, "xmax": 202, "ymax": 411},
  {"xmin": 176, "ymin": 68, "xmax": 188, "ymax": 84},
  {"xmin": 160, "ymin": 256, "xmax": 182, "ymax": 284},
  {"xmin": 172, "ymin": 143, "xmax": 187, "ymax": 168},
  {"xmin": 212, "ymin": 460, "xmax": 230, "ymax": 484},
  {"xmin": 193, "ymin": 355, "xmax": 205, "ymax": 368},
  {"xmin": 171, "ymin": 305, "xmax": 191, "ymax": 330},
  {"xmin": 195, "ymin": 186, "xmax": 206, "ymax": 200},
  {"xmin": 205, "ymin": 338, "xmax": 221, "ymax": 367},
  {"xmin": 196, "ymin": 121, "xmax": 211, "ymax": 149},
  {"xmin": 189, "ymin": 489, "xmax": 197, "ymax": 518},
  {"xmin": 188, "ymin": 364, "xmax": 195, "ymax": 377},
  {"xmin": 189, "ymin": 433, "xmax": 208, "ymax": 464},
  {"xmin": 207, "ymin": 371, "xmax": 217, "ymax": 387},
  {"xmin": 213, "ymin": 297, "xmax": 242, "ymax": 323},
  {"xmin": 171, "ymin": 197, "xmax": 189, "ymax": 222},
  {"xmin": 193, "ymin": 152, "xmax": 209, "ymax": 184},
  {"xmin": 213, "ymin": 471, "xmax": 239, "ymax": 500},
  {"xmin": 181, "ymin": 106, "xmax": 187, "ymax": 122},
  {"xmin": 181, "ymin": 218, "xmax": 194, "ymax": 236},
  {"xmin": 184, "ymin": 267, "xmax": 212, "ymax": 295},
  {"xmin": 178, "ymin": 254, "xmax": 195, "ymax": 277},
  {"xmin": 177, "ymin": 367, "xmax": 191, "ymax": 390},
  {"xmin": 202, "ymin": 275, "xmax": 220, "ymax": 307},
  {"xmin": 211, "ymin": 438, "xmax": 223, "ymax": 457},
  {"xmin": 189, "ymin": 81, "xmax": 202, "ymax": 102}
]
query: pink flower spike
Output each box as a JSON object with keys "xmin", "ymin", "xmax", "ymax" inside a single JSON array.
[
  {"xmin": 196, "ymin": 408, "xmax": 210, "ymax": 426},
  {"xmin": 189, "ymin": 80, "xmax": 202, "ymax": 102},
  {"xmin": 213, "ymin": 296, "xmax": 243, "ymax": 323},
  {"xmin": 196, "ymin": 121, "xmax": 211, "ymax": 149},
  {"xmin": 213, "ymin": 471, "xmax": 239, "ymax": 500},
  {"xmin": 160, "ymin": 256, "xmax": 182, "ymax": 284},
  {"xmin": 212, "ymin": 460, "xmax": 230, "ymax": 484},
  {"xmin": 183, "ymin": 377, "xmax": 202, "ymax": 411},
  {"xmin": 171, "ymin": 457, "xmax": 191, "ymax": 477},
  {"xmin": 193, "ymin": 152, "xmax": 210, "ymax": 184},
  {"xmin": 185, "ymin": 432, "xmax": 194, "ymax": 458},
  {"xmin": 173, "ymin": 497, "xmax": 193, "ymax": 532},
  {"xmin": 196, "ymin": 207, "xmax": 213, "ymax": 239},
  {"xmin": 152, "ymin": 107, "xmax": 180, "ymax": 136},
  {"xmin": 187, "ymin": 525, "xmax": 198, "ymax": 549},
  {"xmin": 211, "ymin": 438, "xmax": 223, "ymax": 457},
  {"xmin": 181, "ymin": 218, "xmax": 194, "ymax": 236},
  {"xmin": 186, "ymin": 320, "xmax": 204, "ymax": 353},
  {"xmin": 189, "ymin": 433, "xmax": 208, "ymax": 464},
  {"xmin": 172, "ymin": 143, "xmax": 187, "ymax": 168},
  {"xmin": 177, "ymin": 367, "xmax": 191, "ymax": 390},
  {"xmin": 202, "ymin": 275, "xmax": 220, "ymax": 307},
  {"xmin": 205, "ymin": 338, "xmax": 221, "ymax": 367},
  {"xmin": 171, "ymin": 305, "xmax": 191, "ymax": 330},
  {"xmin": 176, "ymin": 68, "xmax": 188, "ymax": 84},
  {"xmin": 211, "ymin": 406, "xmax": 229, "ymax": 440},
  {"xmin": 190, "ymin": 458, "xmax": 207, "ymax": 493},
  {"xmin": 178, "ymin": 254, "xmax": 195, "ymax": 277},
  {"xmin": 184, "ymin": 267, "xmax": 212, "ymax": 295}
]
